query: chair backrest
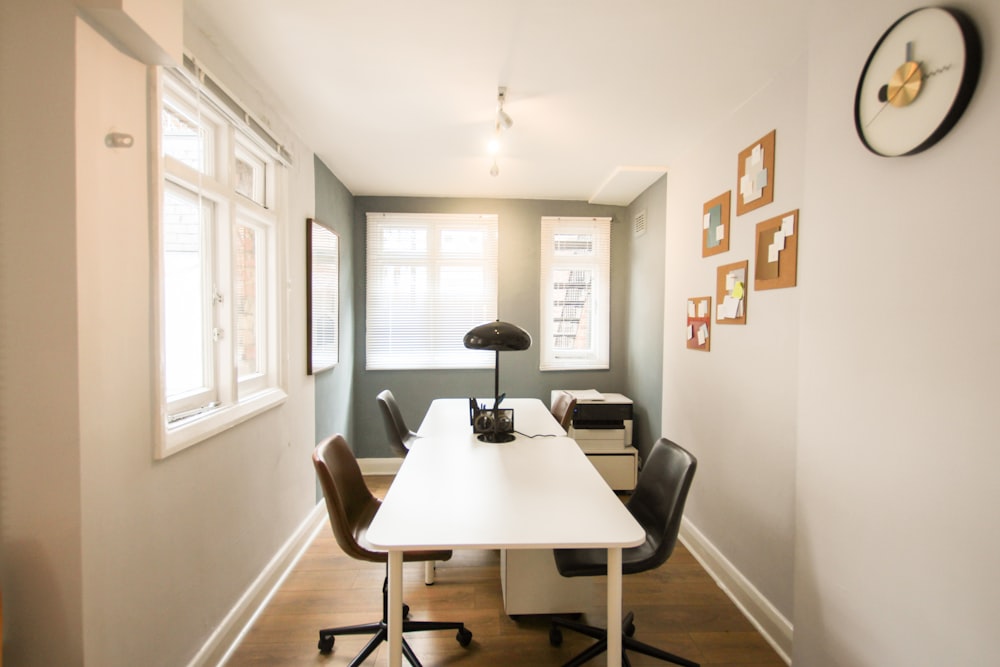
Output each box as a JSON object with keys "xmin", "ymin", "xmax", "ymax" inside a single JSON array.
[
  {"xmin": 550, "ymin": 391, "xmax": 577, "ymax": 430},
  {"xmin": 376, "ymin": 389, "xmax": 417, "ymax": 457},
  {"xmin": 624, "ymin": 438, "xmax": 697, "ymax": 573},
  {"xmin": 312, "ymin": 434, "xmax": 386, "ymax": 563}
]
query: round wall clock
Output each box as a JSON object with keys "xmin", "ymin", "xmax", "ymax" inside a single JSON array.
[{"xmin": 854, "ymin": 6, "xmax": 982, "ymax": 157}]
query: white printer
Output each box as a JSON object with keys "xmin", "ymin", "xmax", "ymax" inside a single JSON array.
[{"xmin": 551, "ymin": 390, "xmax": 633, "ymax": 450}]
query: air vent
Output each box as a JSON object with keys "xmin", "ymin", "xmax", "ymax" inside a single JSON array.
[{"xmin": 633, "ymin": 210, "xmax": 647, "ymax": 237}]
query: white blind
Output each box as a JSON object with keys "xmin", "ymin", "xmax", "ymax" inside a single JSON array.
[
  {"xmin": 366, "ymin": 212, "xmax": 498, "ymax": 370},
  {"xmin": 539, "ymin": 216, "xmax": 611, "ymax": 370}
]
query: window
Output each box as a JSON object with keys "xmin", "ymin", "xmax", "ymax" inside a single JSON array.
[
  {"xmin": 366, "ymin": 213, "xmax": 498, "ymax": 370},
  {"xmin": 539, "ymin": 217, "xmax": 611, "ymax": 370},
  {"xmin": 154, "ymin": 66, "xmax": 287, "ymax": 458}
]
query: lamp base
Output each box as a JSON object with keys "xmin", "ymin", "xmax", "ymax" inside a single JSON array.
[{"xmin": 477, "ymin": 431, "xmax": 516, "ymax": 443}]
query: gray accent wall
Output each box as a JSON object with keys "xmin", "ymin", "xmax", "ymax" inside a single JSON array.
[
  {"xmin": 350, "ymin": 196, "xmax": 631, "ymax": 458},
  {"xmin": 625, "ymin": 175, "xmax": 667, "ymax": 463},
  {"xmin": 313, "ymin": 157, "xmax": 356, "ymax": 447}
]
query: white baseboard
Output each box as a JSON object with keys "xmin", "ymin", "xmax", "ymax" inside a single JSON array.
[
  {"xmin": 679, "ymin": 518, "xmax": 793, "ymax": 664},
  {"xmin": 359, "ymin": 457, "xmax": 403, "ymax": 475},
  {"xmin": 185, "ymin": 502, "xmax": 329, "ymax": 667}
]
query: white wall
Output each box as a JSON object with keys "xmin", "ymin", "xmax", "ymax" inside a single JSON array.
[
  {"xmin": 661, "ymin": 50, "xmax": 806, "ymax": 654},
  {"xmin": 0, "ymin": 1, "xmax": 85, "ymax": 664},
  {"xmin": 1, "ymin": 2, "xmax": 320, "ymax": 665},
  {"xmin": 794, "ymin": 1, "xmax": 1000, "ymax": 664}
]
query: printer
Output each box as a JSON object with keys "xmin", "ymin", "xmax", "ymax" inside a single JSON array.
[{"xmin": 552, "ymin": 390, "xmax": 633, "ymax": 450}]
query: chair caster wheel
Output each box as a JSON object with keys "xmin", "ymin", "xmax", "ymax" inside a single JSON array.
[
  {"xmin": 625, "ymin": 621, "xmax": 636, "ymax": 637},
  {"xmin": 403, "ymin": 603, "xmax": 410, "ymax": 619},
  {"xmin": 317, "ymin": 632, "xmax": 335, "ymax": 653},
  {"xmin": 457, "ymin": 627, "xmax": 473, "ymax": 647},
  {"xmin": 549, "ymin": 627, "xmax": 563, "ymax": 646}
]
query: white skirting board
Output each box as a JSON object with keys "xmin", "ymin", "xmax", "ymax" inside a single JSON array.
[
  {"xmin": 186, "ymin": 502, "xmax": 329, "ymax": 667},
  {"xmin": 678, "ymin": 518, "xmax": 793, "ymax": 664},
  {"xmin": 187, "ymin": 458, "xmax": 398, "ymax": 666},
  {"xmin": 359, "ymin": 457, "xmax": 403, "ymax": 475}
]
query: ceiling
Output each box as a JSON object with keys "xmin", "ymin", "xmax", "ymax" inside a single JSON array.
[{"xmin": 185, "ymin": 0, "xmax": 807, "ymax": 205}]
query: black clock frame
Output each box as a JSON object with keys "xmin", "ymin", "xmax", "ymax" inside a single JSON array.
[{"xmin": 853, "ymin": 6, "xmax": 982, "ymax": 157}]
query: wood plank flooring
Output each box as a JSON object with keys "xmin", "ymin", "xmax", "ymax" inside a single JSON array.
[{"xmin": 225, "ymin": 476, "xmax": 786, "ymax": 667}]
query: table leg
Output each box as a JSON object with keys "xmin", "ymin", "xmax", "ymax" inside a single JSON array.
[
  {"xmin": 607, "ymin": 547, "xmax": 622, "ymax": 667},
  {"xmin": 387, "ymin": 550, "xmax": 403, "ymax": 667}
]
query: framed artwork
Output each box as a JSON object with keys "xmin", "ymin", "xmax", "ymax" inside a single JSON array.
[
  {"xmin": 307, "ymin": 218, "xmax": 339, "ymax": 374},
  {"xmin": 702, "ymin": 191, "xmax": 731, "ymax": 257},
  {"xmin": 686, "ymin": 296, "xmax": 712, "ymax": 351},
  {"xmin": 715, "ymin": 260, "xmax": 748, "ymax": 325},
  {"xmin": 754, "ymin": 210, "xmax": 799, "ymax": 291},
  {"xmin": 736, "ymin": 130, "xmax": 776, "ymax": 216}
]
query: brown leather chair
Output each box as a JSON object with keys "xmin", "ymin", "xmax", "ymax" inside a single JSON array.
[
  {"xmin": 377, "ymin": 389, "xmax": 420, "ymax": 457},
  {"xmin": 550, "ymin": 390, "xmax": 577, "ymax": 430},
  {"xmin": 312, "ymin": 434, "xmax": 472, "ymax": 664},
  {"xmin": 549, "ymin": 438, "xmax": 699, "ymax": 667}
]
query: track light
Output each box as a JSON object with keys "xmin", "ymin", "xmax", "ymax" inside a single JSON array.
[{"xmin": 489, "ymin": 86, "xmax": 513, "ymax": 176}]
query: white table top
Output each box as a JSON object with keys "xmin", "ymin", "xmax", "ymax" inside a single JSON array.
[{"xmin": 368, "ymin": 398, "xmax": 644, "ymax": 551}]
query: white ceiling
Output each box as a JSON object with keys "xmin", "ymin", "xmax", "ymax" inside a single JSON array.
[{"xmin": 185, "ymin": 0, "xmax": 807, "ymax": 204}]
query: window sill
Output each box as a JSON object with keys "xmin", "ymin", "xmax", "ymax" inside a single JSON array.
[{"xmin": 155, "ymin": 387, "xmax": 287, "ymax": 459}]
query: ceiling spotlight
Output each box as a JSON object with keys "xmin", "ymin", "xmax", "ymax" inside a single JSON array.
[
  {"xmin": 489, "ymin": 86, "xmax": 512, "ymax": 177},
  {"xmin": 496, "ymin": 87, "xmax": 513, "ymax": 129}
]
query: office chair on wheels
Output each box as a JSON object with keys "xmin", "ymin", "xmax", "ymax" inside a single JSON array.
[
  {"xmin": 376, "ymin": 389, "xmax": 439, "ymax": 584},
  {"xmin": 312, "ymin": 434, "xmax": 472, "ymax": 666},
  {"xmin": 549, "ymin": 438, "xmax": 699, "ymax": 667}
]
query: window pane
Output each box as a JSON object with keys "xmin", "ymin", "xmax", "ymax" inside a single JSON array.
[
  {"xmin": 551, "ymin": 269, "xmax": 593, "ymax": 350},
  {"xmin": 162, "ymin": 102, "xmax": 212, "ymax": 174},
  {"xmin": 234, "ymin": 144, "xmax": 267, "ymax": 206},
  {"xmin": 164, "ymin": 187, "xmax": 211, "ymax": 397},
  {"xmin": 540, "ymin": 217, "xmax": 610, "ymax": 370},
  {"xmin": 234, "ymin": 223, "xmax": 262, "ymax": 379}
]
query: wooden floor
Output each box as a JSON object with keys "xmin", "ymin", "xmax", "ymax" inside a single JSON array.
[{"xmin": 226, "ymin": 476, "xmax": 786, "ymax": 667}]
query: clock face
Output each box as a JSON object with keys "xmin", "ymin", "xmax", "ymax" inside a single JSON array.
[{"xmin": 854, "ymin": 7, "xmax": 981, "ymax": 157}]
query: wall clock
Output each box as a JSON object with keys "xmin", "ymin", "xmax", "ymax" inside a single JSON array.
[{"xmin": 854, "ymin": 6, "xmax": 981, "ymax": 157}]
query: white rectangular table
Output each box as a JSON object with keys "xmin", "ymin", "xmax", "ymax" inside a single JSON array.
[{"xmin": 367, "ymin": 398, "xmax": 645, "ymax": 667}]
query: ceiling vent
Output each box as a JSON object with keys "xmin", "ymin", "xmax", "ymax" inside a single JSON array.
[{"xmin": 633, "ymin": 210, "xmax": 647, "ymax": 237}]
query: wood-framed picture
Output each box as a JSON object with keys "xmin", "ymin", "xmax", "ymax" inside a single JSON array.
[
  {"xmin": 736, "ymin": 130, "xmax": 775, "ymax": 216},
  {"xmin": 307, "ymin": 218, "xmax": 339, "ymax": 374},
  {"xmin": 686, "ymin": 296, "xmax": 712, "ymax": 351},
  {"xmin": 702, "ymin": 191, "xmax": 731, "ymax": 257},
  {"xmin": 715, "ymin": 260, "xmax": 748, "ymax": 325},
  {"xmin": 754, "ymin": 209, "xmax": 799, "ymax": 291}
]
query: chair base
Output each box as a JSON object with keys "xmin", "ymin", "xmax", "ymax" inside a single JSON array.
[
  {"xmin": 550, "ymin": 611, "xmax": 699, "ymax": 667},
  {"xmin": 317, "ymin": 575, "xmax": 471, "ymax": 667}
]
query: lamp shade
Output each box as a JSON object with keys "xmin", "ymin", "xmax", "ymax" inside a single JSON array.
[{"xmin": 463, "ymin": 321, "xmax": 531, "ymax": 352}]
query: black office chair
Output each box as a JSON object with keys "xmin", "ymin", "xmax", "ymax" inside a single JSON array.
[
  {"xmin": 377, "ymin": 389, "xmax": 420, "ymax": 457},
  {"xmin": 312, "ymin": 434, "xmax": 472, "ymax": 666},
  {"xmin": 549, "ymin": 438, "xmax": 699, "ymax": 667}
]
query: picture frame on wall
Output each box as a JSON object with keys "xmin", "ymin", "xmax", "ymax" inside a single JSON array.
[
  {"xmin": 736, "ymin": 130, "xmax": 776, "ymax": 216},
  {"xmin": 307, "ymin": 218, "xmax": 339, "ymax": 374},
  {"xmin": 702, "ymin": 191, "xmax": 731, "ymax": 257}
]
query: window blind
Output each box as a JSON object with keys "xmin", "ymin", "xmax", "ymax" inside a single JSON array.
[{"xmin": 366, "ymin": 212, "xmax": 498, "ymax": 370}]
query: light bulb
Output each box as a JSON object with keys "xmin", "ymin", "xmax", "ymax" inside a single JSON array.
[{"xmin": 488, "ymin": 136, "xmax": 501, "ymax": 155}]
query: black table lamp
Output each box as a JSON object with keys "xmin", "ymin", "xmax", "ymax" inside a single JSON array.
[{"xmin": 463, "ymin": 320, "xmax": 531, "ymax": 442}]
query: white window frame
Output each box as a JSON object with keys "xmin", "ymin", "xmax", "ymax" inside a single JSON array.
[
  {"xmin": 539, "ymin": 216, "xmax": 611, "ymax": 371},
  {"xmin": 366, "ymin": 212, "xmax": 498, "ymax": 370},
  {"xmin": 151, "ymin": 66, "xmax": 287, "ymax": 459}
]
